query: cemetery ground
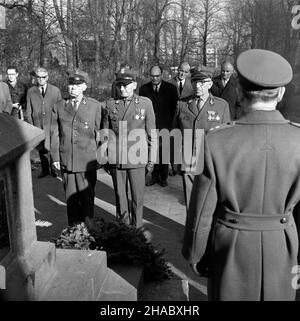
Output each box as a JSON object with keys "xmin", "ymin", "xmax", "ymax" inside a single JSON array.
[{"xmin": 30, "ymin": 152, "xmax": 208, "ymax": 302}]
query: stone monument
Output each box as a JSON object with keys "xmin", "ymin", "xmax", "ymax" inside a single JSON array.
[{"xmin": 0, "ymin": 114, "xmax": 142, "ymax": 300}]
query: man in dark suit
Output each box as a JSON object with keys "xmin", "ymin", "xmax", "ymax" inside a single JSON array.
[
  {"xmin": 210, "ymin": 61, "xmax": 241, "ymax": 120},
  {"xmin": 169, "ymin": 61, "xmax": 194, "ymax": 101},
  {"xmin": 26, "ymin": 67, "xmax": 62, "ymax": 178},
  {"xmin": 103, "ymin": 72, "xmax": 157, "ymax": 229},
  {"xmin": 140, "ymin": 65, "xmax": 178, "ymax": 187},
  {"xmin": 6, "ymin": 66, "xmax": 28, "ymax": 120},
  {"xmin": 51, "ymin": 70, "xmax": 102, "ymax": 227}
]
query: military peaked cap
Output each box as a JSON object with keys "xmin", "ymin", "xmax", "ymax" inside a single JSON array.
[
  {"xmin": 237, "ymin": 49, "xmax": 293, "ymax": 88},
  {"xmin": 191, "ymin": 68, "xmax": 212, "ymax": 82},
  {"xmin": 115, "ymin": 72, "xmax": 136, "ymax": 85},
  {"xmin": 68, "ymin": 69, "xmax": 88, "ymax": 84}
]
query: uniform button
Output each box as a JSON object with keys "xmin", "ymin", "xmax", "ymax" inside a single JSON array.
[
  {"xmin": 280, "ymin": 217, "xmax": 287, "ymax": 224},
  {"xmin": 229, "ymin": 218, "xmax": 238, "ymax": 224}
]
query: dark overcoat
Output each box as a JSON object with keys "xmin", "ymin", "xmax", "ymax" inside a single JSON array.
[
  {"xmin": 26, "ymin": 83, "xmax": 62, "ymax": 151},
  {"xmin": 139, "ymin": 80, "xmax": 178, "ymax": 130},
  {"xmin": 182, "ymin": 110, "xmax": 300, "ymax": 301},
  {"xmin": 210, "ymin": 75, "xmax": 241, "ymax": 120},
  {"xmin": 169, "ymin": 77, "xmax": 194, "ymax": 101},
  {"xmin": 50, "ymin": 96, "xmax": 102, "ymax": 172},
  {"xmin": 102, "ymin": 94, "xmax": 157, "ymax": 169}
]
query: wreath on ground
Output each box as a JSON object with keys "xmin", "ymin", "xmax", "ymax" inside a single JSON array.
[{"xmin": 53, "ymin": 218, "xmax": 173, "ymax": 282}]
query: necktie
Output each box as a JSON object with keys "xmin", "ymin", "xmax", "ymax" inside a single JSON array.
[
  {"xmin": 196, "ymin": 98, "xmax": 202, "ymax": 112},
  {"xmin": 41, "ymin": 86, "xmax": 45, "ymax": 97},
  {"xmin": 72, "ymin": 100, "xmax": 78, "ymax": 110},
  {"xmin": 179, "ymin": 81, "xmax": 183, "ymax": 95},
  {"xmin": 154, "ymin": 85, "xmax": 159, "ymax": 95}
]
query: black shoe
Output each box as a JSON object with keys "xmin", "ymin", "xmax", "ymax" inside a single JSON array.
[
  {"xmin": 159, "ymin": 179, "xmax": 168, "ymax": 187},
  {"xmin": 38, "ymin": 172, "xmax": 49, "ymax": 178}
]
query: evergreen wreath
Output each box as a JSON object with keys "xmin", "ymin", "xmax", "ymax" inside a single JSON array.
[{"xmin": 53, "ymin": 218, "xmax": 173, "ymax": 282}]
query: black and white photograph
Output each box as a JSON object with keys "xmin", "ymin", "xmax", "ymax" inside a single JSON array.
[{"xmin": 0, "ymin": 0, "xmax": 300, "ymax": 310}]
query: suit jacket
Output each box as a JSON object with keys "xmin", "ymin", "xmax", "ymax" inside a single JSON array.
[
  {"xmin": 26, "ymin": 83, "xmax": 62, "ymax": 151},
  {"xmin": 173, "ymin": 94, "xmax": 230, "ymax": 172},
  {"xmin": 102, "ymin": 94, "xmax": 157, "ymax": 169},
  {"xmin": 139, "ymin": 80, "xmax": 178, "ymax": 130},
  {"xmin": 0, "ymin": 82, "xmax": 13, "ymax": 114},
  {"xmin": 182, "ymin": 110, "xmax": 300, "ymax": 300},
  {"xmin": 51, "ymin": 96, "xmax": 102, "ymax": 172},
  {"xmin": 169, "ymin": 77, "xmax": 194, "ymax": 101},
  {"xmin": 210, "ymin": 75, "xmax": 241, "ymax": 120}
]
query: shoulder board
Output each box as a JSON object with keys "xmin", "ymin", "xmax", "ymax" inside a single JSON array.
[
  {"xmin": 208, "ymin": 121, "xmax": 236, "ymax": 133},
  {"xmin": 137, "ymin": 96, "xmax": 153, "ymax": 105},
  {"xmin": 213, "ymin": 96, "xmax": 228, "ymax": 105},
  {"xmin": 85, "ymin": 97, "xmax": 100, "ymax": 104},
  {"xmin": 289, "ymin": 121, "xmax": 300, "ymax": 128}
]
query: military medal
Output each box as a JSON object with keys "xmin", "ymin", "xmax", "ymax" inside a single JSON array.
[
  {"xmin": 140, "ymin": 109, "xmax": 145, "ymax": 120},
  {"xmin": 207, "ymin": 110, "xmax": 220, "ymax": 121}
]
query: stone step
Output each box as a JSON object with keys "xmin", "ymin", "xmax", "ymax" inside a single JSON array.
[
  {"xmin": 97, "ymin": 264, "xmax": 144, "ymax": 301},
  {"xmin": 40, "ymin": 249, "xmax": 108, "ymax": 301}
]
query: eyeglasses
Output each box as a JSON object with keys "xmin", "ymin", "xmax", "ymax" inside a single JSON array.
[
  {"xmin": 150, "ymin": 75, "xmax": 161, "ymax": 78},
  {"xmin": 36, "ymin": 75, "xmax": 47, "ymax": 79}
]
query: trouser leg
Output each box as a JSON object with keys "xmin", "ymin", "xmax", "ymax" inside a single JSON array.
[
  {"xmin": 76, "ymin": 170, "xmax": 97, "ymax": 221},
  {"xmin": 182, "ymin": 173, "xmax": 194, "ymax": 214},
  {"xmin": 127, "ymin": 167, "xmax": 145, "ymax": 228},
  {"xmin": 39, "ymin": 150, "xmax": 50, "ymax": 174},
  {"xmin": 110, "ymin": 168, "xmax": 130, "ymax": 225},
  {"xmin": 159, "ymin": 164, "xmax": 169, "ymax": 181},
  {"xmin": 62, "ymin": 172, "xmax": 81, "ymax": 225}
]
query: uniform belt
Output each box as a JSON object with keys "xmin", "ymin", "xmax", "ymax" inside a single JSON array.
[{"xmin": 218, "ymin": 209, "xmax": 294, "ymax": 231}]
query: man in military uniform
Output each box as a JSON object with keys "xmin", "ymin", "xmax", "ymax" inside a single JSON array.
[
  {"xmin": 51, "ymin": 70, "xmax": 102, "ymax": 227},
  {"xmin": 172, "ymin": 69, "xmax": 230, "ymax": 214},
  {"xmin": 103, "ymin": 72, "xmax": 157, "ymax": 229},
  {"xmin": 182, "ymin": 49, "xmax": 300, "ymax": 301}
]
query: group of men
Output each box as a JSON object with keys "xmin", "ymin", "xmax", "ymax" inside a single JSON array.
[{"xmin": 1, "ymin": 49, "xmax": 300, "ymax": 301}]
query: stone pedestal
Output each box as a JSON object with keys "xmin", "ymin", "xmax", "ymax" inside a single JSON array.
[{"xmin": 0, "ymin": 114, "xmax": 143, "ymax": 301}]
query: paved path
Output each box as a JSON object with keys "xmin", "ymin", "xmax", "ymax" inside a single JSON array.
[{"xmin": 32, "ymin": 164, "xmax": 208, "ymax": 301}]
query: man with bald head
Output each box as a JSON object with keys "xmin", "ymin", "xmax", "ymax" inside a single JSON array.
[
  {"xmin": 170, "ymin": 61, "xmax": 194, "ymax": 101},
  {"xmin": 211, "ymin": 60, "xmax": 241, "ymax": 120},
  {"xmin": 140, "ymin": 65, "xmax": 178, "ymax": 187}
]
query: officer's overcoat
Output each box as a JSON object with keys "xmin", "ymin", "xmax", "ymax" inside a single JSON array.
[
  {"xmin": 182, "ymin": 110, "xmax": 300, "ymax": 300},
  {"xmin": 103, "ymin": 94, "xmax": 157, "ymax": 168},
  {"xmin": 173, "ymin": 94, "xmax": 230, "ymax": 172},
  {"xmin": 51, "ymin": 97, "xmax": 102, "ymax": 172}
]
